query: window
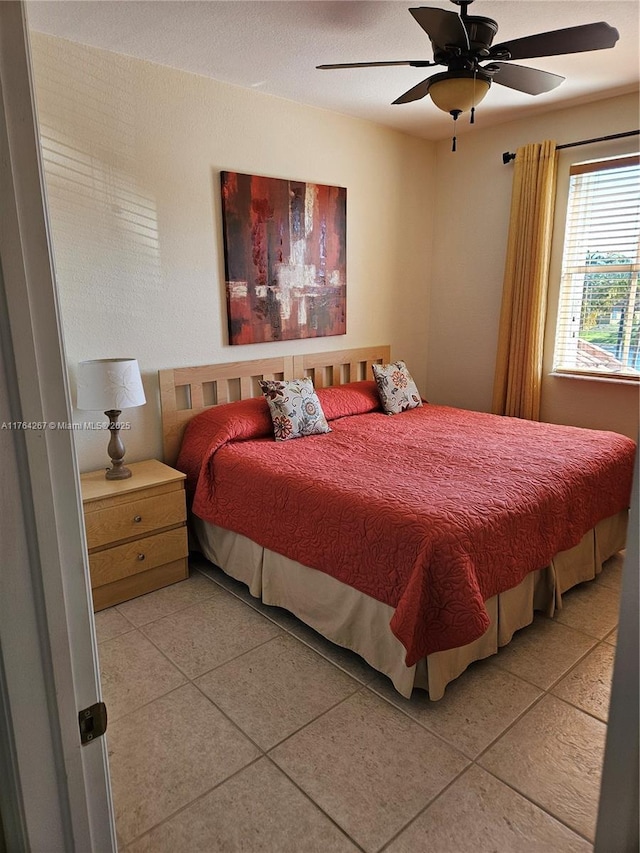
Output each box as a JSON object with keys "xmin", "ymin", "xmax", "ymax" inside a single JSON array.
[{"xmin": 554, "ymin": 154, "xmax": 640, "ymax": 380}]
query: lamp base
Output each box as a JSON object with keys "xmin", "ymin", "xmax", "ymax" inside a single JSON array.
[
  {"xmin": 104, "ymin": 409, "xmax": 132, "ymax": 480},
  {"xmin": 105, "ymin": 462, "xmax": 132, "ymax": 480}
]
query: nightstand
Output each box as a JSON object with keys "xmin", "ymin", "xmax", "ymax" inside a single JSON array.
[{"xmin": 80, "ymin": 459, "xmax": 189, "ymax": 611}]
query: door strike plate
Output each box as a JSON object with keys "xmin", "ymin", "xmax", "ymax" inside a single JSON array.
[{"xmin": 78, "ymin": 701, "xmax": 107, "ymax": 744}]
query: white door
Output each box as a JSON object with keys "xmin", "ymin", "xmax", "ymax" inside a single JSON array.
[{"xmin": 0, "ymin": 2, "xmax": 115, "ymax": 850}]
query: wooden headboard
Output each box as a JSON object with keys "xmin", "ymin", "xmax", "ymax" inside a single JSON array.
[{"xmin": 158, "ymin": 345, "xmax": 390, "ymax": 466}]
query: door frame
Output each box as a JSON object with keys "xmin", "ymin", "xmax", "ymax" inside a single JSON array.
[{"xmin": 0, "ymin": 2, "xmax": 115, "ymax": 850}]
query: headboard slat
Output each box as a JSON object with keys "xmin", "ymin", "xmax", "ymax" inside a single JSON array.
[
  {"xmin": 215, "ymin": 380, "xmax": 229, "ymax": 405},
  {"xmin": 240, "ymin": 376, "xmax": 253, "ymax": 398},
  {"xmin": 189, "ymin": 383, "xmax": 204, "ymax": 410},
  {"xmin": 159, "ymin": 345, "xmax": 390, "ymax": 466}
]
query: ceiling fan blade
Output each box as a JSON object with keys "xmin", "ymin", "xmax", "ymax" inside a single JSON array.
[
  {"xmin": 485, "ymin": 62, "xmax": 565, "ymax": 95},
  {"xmin": 489, "ymin": 21, "xmax": 619, "ymax": 61},
  {"xmin": 317, "ymin": 60, "xmax": 434, "ymax": 70},
  {"xmin": 392, "ymin": 76, "xmax": 433, "ymax": 105},
  {"xmin": 409, "ymin": 7, "xmax": 468, "ymax": 49}
]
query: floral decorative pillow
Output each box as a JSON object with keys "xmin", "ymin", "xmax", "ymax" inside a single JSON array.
[
  {"xmin": 372, "ymin": 360, "xmax": 423, "ymax": 415},
  {"xmin": 259, "ymin": 378, "xmax": 331, "ymax": 441}
]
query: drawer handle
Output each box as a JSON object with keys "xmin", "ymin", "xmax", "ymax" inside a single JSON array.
[
  {"xmin": 133, "ymin": 515, "xmax": 142, "ymax": 523},
  {"xmin": 137, "ymin": 553, "xmax": 145, "ymax": 561}
]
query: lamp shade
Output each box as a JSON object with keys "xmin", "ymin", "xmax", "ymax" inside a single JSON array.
[
  {"xmin": 428, "ymin": 71, "xmax": 491, "ymax": 114},
  {"xmin": 76, "ymin": 358, "xmax": 146, "ymax": 411}
]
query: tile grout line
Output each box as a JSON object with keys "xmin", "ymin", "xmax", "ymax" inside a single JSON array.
[
  {"xmin": 119, "ymin": 754, "xmax": 266, "ymax": 850},
  {"xmin": 471, "ymin": 685, "xmax": 607, "ymax": 765},
  {"xmin": 117, "ymin": 684, "xmax": 370, "ymax": 851},
  {"xmin": 196, "ymin": 677, "xmax": 465, "ymax": 852},
  {"xmin": 363, "ymin": 663, "xmax": 607, "ymax": 843},
  {"xmin": 104, "ymin": 681, "xmax": 187, "ymax": 732},
  {"xmin": 111, "ymin": 570, "xmax": 221, "ymax": 628},
  {"xmin": 140, "ymin": 625, "xmax": 285, "ymax": 683},
  {"xmin": 113, "ymin": 677, "xmax": 371, "ymax": 850},
  {"xmin": 544, "ymin": 640, "xmax": 614, "ymax": 725},
  {"xmin": 374, "ymin": 763, "xmax": 474, "ymax": 853},
  {"xmin": 114, "ymin": 626, "xmax": 369, "ymax": 794},
  {"xmin": 193, "ymin": 564, "xmax": 382, "ymax": 688},
  {"xmin": 99, "ymin": 628, "xmax": 288, "ymax": 724},
  {"xmin": 113, "ymin": 579, "xmax": 222, "ymax": 630},
  {"xmin": 123, "ymin": 570, "xmax": 288, "ymax": 682},
  {"xmin": 262, "ymin": 752, "xmax": 370, "ymax": 853},
  {"xmin": 108, "ymin": 567, "xmax": 388, "ymax": 686},
  {"xmin": 189, "ymin": 666, "xmax": 361, "ymax": 756},
  {"xmin": 490, "ymin": 632, "xmax": 612, "ymax": 703},
  {"xmin": 472, "ymin": 763, "xmax": 598, "ymax": 847},
  {"xmin": 101, "ymin": 628, "xmax": 282, "ymax": 728},
  {"xmin": 260, "ymin": 684, "xmax": 370, "ymax": 754},
  {"xmin": 202, "ymin": 556, "xmax": 615, "ymax": 795},
  {"xmin": 102, "ymin": 571, "xmax": 367, "ymax": 736},
  {"xmin": 110, "ymin": 559, "xmax": 617, "ymax": 850},
  {"xmin": 468, "ymin": 688, "xmax": 607, "ymax": 846}
]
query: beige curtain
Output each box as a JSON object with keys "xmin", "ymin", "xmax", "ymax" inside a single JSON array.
[{"xmin": 492, "ymin": 140, "xmax": 558, "ymax": 420}]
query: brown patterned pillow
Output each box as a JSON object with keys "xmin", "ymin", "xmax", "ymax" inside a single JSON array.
[
  {"xmin": 259, "ymin": 378, "xmax": 331, "ymax": 441},
  {"xmin": 372, "ymin": 361, "xmax": 423, "ymax": 415}
]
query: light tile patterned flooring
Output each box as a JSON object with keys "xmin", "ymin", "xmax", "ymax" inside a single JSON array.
[{"xmin": 96, "ymin": 552, "xmax": 624, "ymax": 852}]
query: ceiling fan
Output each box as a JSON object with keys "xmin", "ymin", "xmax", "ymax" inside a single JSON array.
[{"xmin": 317, "ymin": 0, "xmax": 619, "ymax": 147}]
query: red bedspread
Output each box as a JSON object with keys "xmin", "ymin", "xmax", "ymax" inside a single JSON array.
[{"xmin": 178, "ymin": 382, "xmax": 635, "ymax": 665}]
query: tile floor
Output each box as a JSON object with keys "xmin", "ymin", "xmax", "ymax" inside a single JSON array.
[{"xmin": 95, "ymin": 552, "xmax": 624, "ymax": 852}]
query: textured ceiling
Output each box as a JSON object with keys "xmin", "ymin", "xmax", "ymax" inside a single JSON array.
[{"xmin": 26, "ymin": 0, "xmax": 640, "ymax": 141}]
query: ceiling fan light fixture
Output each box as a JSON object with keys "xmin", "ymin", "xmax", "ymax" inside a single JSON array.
[
  {"xmin": 317, "ymin": 2, "xmax": 621, "ymax": 145},
  {"xmin": 427, "ymin": 70, "xmax": 491, "ymax": 114}
]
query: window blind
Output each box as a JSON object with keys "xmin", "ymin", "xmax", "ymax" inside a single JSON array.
[{"xmin": 554, "ymin": 154, "xmax": 640, "ymax": 380}]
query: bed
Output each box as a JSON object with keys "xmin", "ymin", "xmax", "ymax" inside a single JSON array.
[{"xmin": 159, "ymin": 345, "xmax": 634, "ymax": 700}]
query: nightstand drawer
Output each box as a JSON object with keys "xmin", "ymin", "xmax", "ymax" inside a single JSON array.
[
  {"xmin": 81, "ymin": 459, "xmax": 189, "ymax": 610},
  {"xmin": 85, "ymin": 488, "xmax": 186, "ymax": 550},
  {"xmin": 89, "ymin": 526, "xmax": 188, "ymax": 587}
]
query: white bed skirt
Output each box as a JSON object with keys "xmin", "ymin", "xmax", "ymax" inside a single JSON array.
[{"xmin": 192, "ymin": 511, "xmax": 627, "ymax": 700}]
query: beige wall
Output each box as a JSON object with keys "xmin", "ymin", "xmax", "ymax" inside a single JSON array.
[
  {"xmin": 30, "ymin": 33, "xmax": 435, "ymax": 471},
  {"xmin": 30, "ymin": 32, "xmax": 639, "ymax": 474},
  {"xmin": 428, "ymin": 91, "xmax": 639, "ymax": 439}
]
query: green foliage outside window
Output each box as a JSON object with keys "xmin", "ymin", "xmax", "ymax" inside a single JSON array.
[
  {"xmin": 581, "ymin": 252, "xmax": 639, "ymax": 367},
  {"xmin": 581, "ymin": 252, "xmax": 631, "ymax": 330}
]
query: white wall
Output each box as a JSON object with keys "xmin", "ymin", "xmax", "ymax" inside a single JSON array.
[
  {"xmin": 427, "ymin": 91, "xmax": 639, "ymax": 439},
  {"xmin": 30, "ymin": 33, "xmax": 435, "ymax": 472}
]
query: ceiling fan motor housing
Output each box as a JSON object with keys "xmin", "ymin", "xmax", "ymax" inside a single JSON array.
[
  {"xmin": 432, "ymin": 16, "xmax": 499, "ymax": 68},
  {"xmin": 431, "ymin": 17, "xmax": 498, "ymax": 61},
  {"xmin": 460, "ymin": 17, "xmax": 499, "ymax": 53}
]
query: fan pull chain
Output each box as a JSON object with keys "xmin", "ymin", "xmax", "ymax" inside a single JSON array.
[
  {"xmin": 470, "ymin": 67, "xmax": 478, "ymax": 124},
  {"xmin": 450, "ymin": 109, "xmax": 461, "ymax": 152}
]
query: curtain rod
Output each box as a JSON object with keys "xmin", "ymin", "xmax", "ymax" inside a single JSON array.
[{"xmin": 502, "ymin": 129, "xmax": 640, "ymax": 164}]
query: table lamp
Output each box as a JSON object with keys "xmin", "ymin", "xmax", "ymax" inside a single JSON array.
[{"xmin": 76, "ymin": 358, "xmax": 146, "ymax": 480}]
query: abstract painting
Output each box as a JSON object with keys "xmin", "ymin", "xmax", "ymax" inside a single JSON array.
[{"xmin": 220, "ymin": 171, "xmax": 346, "ymax": 344}]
